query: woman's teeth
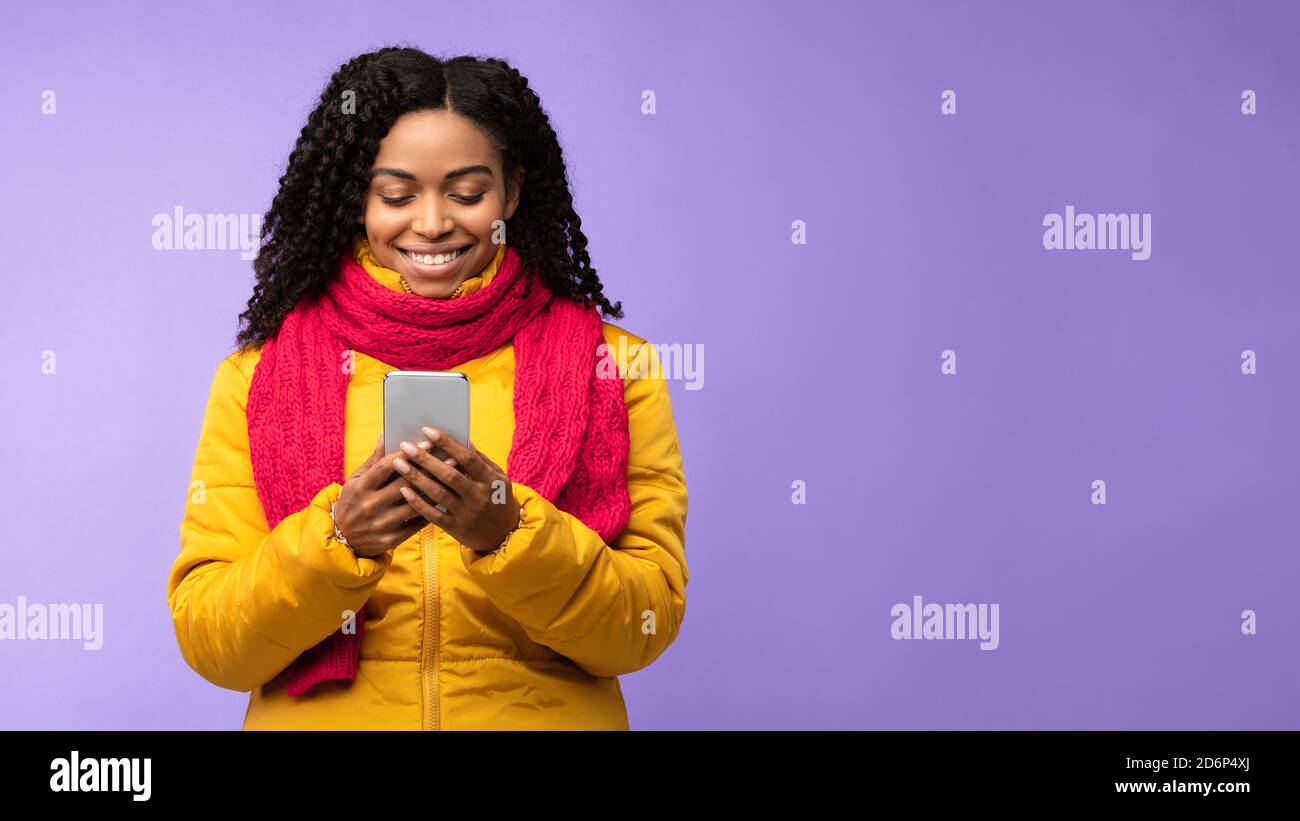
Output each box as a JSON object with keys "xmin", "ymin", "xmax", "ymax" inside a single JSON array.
[{"xmin": 402, "ymin": 247, "xmax": 466, "ymax": 265}]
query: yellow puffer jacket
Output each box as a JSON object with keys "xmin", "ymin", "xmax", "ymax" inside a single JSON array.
[{"xmin": 167, "ymin": 238, "xmax": 689, "ymax": 729}]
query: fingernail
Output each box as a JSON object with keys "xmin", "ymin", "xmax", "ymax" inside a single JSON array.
[
  {"xmin": 394, "ymin": 458, "xmax": 411, "ymax": 473},
  {"xmin": 423, "ymin": 426, "xmax": 441, "ymax": 441},
  {"xmin": 400, "ymin": 441, "xmax": 418, "ymax": 456},
  {"xmin": 399, "ymin": 486, "xmax": 414, "ymax": 501},
  {"xmin": 418, "ymin": 440, "xmax": 432, "ymax": 450}
]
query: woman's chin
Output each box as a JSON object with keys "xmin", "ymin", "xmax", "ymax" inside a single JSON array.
[{"xmin": 407, "ymin": 278, "xmax": 464, "ymax": 299}]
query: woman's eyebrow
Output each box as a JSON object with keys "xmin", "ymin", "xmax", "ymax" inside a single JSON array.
[
  {"xmin": 371, "ymin": 167, "xmax": 417, "ymax": 181},
  {"xmin": 370, "ymin": 165, "xmax": 494, "ymax": 182}
]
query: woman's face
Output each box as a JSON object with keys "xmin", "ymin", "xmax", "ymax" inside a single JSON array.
[{"xmin": 358, "ymin": 109, "xmax": 523, "ymax": 298}]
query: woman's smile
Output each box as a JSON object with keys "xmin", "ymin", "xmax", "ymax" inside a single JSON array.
[{"xmin": 397, "ymin": 243, "xmax": 473, "ymax": 279}]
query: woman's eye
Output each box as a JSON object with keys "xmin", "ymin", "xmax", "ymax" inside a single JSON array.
[{"xmin": 379, "ymin": 194, "xmax": 483, "ymax": 205}]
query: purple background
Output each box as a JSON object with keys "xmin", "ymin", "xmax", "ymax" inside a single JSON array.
[{"xmin": 1, "ymin": 0, "xmax": 1296, "ymax": 729}]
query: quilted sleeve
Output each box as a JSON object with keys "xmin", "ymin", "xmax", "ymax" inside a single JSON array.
[
  {"xmin": 166, "ymin": 354, "xmax": 393, "ymax": 692},
  {"xmin": 460, "ymin": 339, "xmax": 689, "ymax": 678}
]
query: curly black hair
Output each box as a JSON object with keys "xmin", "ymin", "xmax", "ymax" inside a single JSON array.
[{"xmin": 233, "ymin": 46, "xmax": 623, "ymax": 351}]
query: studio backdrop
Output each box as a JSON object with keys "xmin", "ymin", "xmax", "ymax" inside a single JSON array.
[{"xmin": 1, "ymin": 0, "xmax": 1296, "ymax": 729}]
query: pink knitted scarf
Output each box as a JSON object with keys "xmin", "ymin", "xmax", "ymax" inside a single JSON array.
[{"xmin": 245, "ymin": 242, "xmax": 631, "ymax": 697}]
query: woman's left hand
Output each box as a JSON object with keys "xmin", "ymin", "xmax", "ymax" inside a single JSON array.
[{"xmin": 393, "ymin": 426, "xmax": 521, "ymax": 554}]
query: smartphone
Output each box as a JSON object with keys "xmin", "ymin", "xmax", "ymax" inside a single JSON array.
[{"xmin": 383, "ymin": 371, "xmax": 470, "ymax": 514}]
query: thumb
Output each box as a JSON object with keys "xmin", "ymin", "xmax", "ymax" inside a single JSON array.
[
  {"xmin": 351, "ymin": 434, "xmax": 385, "ymax": 478},
  {"xmin": 474, "ymin": 443, "xmax": 506, "ymax": 476},
  {"xmin": 367, "ymin": 433, "xmax": 385, "ymax": 463}
]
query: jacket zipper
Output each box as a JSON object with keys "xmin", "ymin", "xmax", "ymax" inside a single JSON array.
[{"xmin": 421, "ymin": 525, "xmax": 440, "ymax": 730}]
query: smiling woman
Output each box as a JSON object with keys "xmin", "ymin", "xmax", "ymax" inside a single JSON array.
[{"xmin": 167, "ymin": 47, "xmax": 690, "ymax": 731}]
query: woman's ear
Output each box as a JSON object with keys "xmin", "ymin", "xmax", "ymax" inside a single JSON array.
[{"xmin": 505, "ymin": 168, "xmax": 525, "ymax": 220}]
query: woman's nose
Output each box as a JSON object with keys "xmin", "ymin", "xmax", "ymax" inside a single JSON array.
[{"xmin": 412, "ymin": 198, "xmax": 453, "ymax": 236}]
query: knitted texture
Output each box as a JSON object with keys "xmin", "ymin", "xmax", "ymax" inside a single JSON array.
[{"xmin": 244, "ymin": 243, "xmax": 632, "ymax": 697}]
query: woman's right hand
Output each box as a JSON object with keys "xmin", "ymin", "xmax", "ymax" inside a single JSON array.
[{"xmin": 332, "ymin": 434, "xmax": 429, "ymax": 558}]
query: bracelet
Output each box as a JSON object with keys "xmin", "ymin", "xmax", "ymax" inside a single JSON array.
[
  {"xmin": 492, "ymin": 506, "xmax": 524, "ymax": 553},
  {"xmin": 330, "ymin": 501, "xmax": 353, "ymax": 548}
]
